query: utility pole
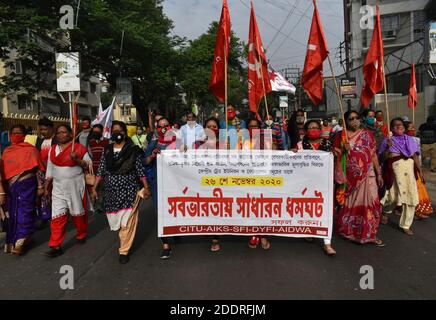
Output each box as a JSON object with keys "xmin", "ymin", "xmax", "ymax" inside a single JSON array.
[
  {"xmin": 343, "ymin": 0, "xmax": 352, "ymax": 111},
  {"xmin": 280, "ymin": 66, "xmax": 301, "ymax": 111}
]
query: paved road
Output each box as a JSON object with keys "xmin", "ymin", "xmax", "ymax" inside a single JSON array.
[{"xmin": 1, "ymin": 171, "xmax": 436, "ymax": 300}]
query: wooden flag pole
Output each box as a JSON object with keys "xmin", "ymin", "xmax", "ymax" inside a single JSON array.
[
  {"xmin": 413, "ymin": 104, "xmax": 415, "ymax": 124},
  {"xmin": 381, "ymin": 54, "xmax": 391, "ymax": 134},
  {"xmin": 224, "ymin": 41, "xmax": 229, "ymax": 149},
  {"xmin": 327, "ymin": 54, "xmax": 348, "ymax": 143},
  {"xmin": 375, "ymin": 0, "xmax": 390, "ymax": 134}
]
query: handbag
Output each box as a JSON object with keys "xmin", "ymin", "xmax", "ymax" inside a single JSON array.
[{"xmin": 85, "ymin": 163, "xmax": 96, "ymax": 186}]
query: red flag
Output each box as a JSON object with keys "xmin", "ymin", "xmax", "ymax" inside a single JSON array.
[
  {"xmin": 209, "ymin": 0, "xmax": 231, "ymax": 102},
  {"xmin": 408, "ymin": 64, "xmax": 417, "ymax": 109},
  {"xmin": 248, "ymin": 1, "xmax": 272, "ymax": 114},
  {"xmin": 301, "ymin": 0, "xmax": 329, "ymax": 106},
  {"xmin": 361, "ymin": 5, "xmax": 384, "ymax": 108}
]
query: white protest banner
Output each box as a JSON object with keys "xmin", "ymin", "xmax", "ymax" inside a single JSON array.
[{"xmin": 157, "ymin": 150, "xmax": 334, "ymax": 239}]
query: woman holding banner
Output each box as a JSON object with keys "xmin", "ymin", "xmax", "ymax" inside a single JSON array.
[
  {"xmin": 334, "ymin": 111, "xmax": 385, "ymax": 246},
  {"xmin": 243, "ymin": 118, "xmax": 272, "ymax": 250},
  {"xmin": 145, "ymin": 117, "xmax": 177, "ymax": 259},
  {"xmin": 92, "ymin": 121, "xmax": 150, "ymax": 264},
  {"xmin": 297, "ymin": 120, "xmax": 336, "ymax": 256},
  {"xmin": 194, "ymin": 117, "xmax": 225, "ymax": 252}
]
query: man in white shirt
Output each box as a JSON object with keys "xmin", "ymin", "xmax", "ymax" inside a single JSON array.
[{"xmin": 180, "ymin": 112, "xmax": 205, "ymax": 150}]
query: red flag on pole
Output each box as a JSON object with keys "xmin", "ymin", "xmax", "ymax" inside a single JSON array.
[
  {"xmin": 360, "ymin": 5, "xmax": 384, "ymax": 108},
  {"xmin": 301, "ymin": 0, "xmax": 329, "ymax": 106},
  {"xmin": 209, "ymin": 0, "xmax": 231, "ymax": 102},
  {"xmin": 248, "ymin": 1, "xmax": 272, "ymax": 114},
  {"xmin": 408, "ymin": 64, "xmax": 417, "ymax": 109}
]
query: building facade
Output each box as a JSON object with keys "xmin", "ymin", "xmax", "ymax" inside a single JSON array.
[{"xmin": 326, "ymin": 0, "xmax": 435, "ymax": 126}]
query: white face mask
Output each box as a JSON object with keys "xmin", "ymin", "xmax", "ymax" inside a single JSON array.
[
  {"xmin": 296, "ymin": 116, "xmax": 305, "ymax": 124},
  {"xmin": 265, "ymin": 120, "xmax": 273, "ymax": 127}
]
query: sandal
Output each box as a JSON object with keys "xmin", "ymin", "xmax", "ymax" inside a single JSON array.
[
  {"xmin": 374, "ymin": 239, "xmax": 386, "ymax": 247},
  {"xmin": 260, "ymin": 238, "xmax": 271, "ymax": 250},
  {"xmin": 402, "ymin": 228, "xmax": 414, "ymax": 236},
  {"xmin": 210, "ymin": 240, "xmax": 221, "ymax": 252},
  {"xmin": 323, "ymin": 244, "xmax": 336, "ymax": 256},
  {"xmin": 248, "ymin": 236, "xmax": 259, "ymax": 249},
  {"xmin": 381, "ymin": 215, "xmax": 389, "ymax": 225}
]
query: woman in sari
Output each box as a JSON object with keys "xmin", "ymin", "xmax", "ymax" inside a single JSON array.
[
  {"xmin": 194, "ymin": 117, "xmax": 225, "ymax": 252},
  {"xmin": 379, "ymin": 118, "xmax": 422, "ymax": 235},
  {"xmin": 145, "ymin": 117, "xmax": 177, "ymax": 259},
  {"xmin": 334, "ymin": 111, "xmax": 385, "ymax": 246},
  {"xmin": 405, "ymin": 122, "xmax": 433, "ymax": 218},
  {"xmin": 2, "ymin": 125, "xmax": 45, "ymax": 255},
  {"xmin": 243, "ymin": 119, "xmax": 272, "ymax": 250},
  {"xmin": 194, "ymin": 117, "xmax": 224, "ymax": 151},
  {"xmin": 297, "ymin": 120, "xmax": 336, "ymax": 256},
  {"xmin": 92, "ymin": 121, "xmax": 150, "ymax": 264},
  {"xmin": 45, "ymin": 125, "xmax": 91, "ymax": 258}
]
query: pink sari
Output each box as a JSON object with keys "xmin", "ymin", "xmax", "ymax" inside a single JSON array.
[{"xmin": 334, "ymin": 129, "xmax": 382, "ymax": 243}]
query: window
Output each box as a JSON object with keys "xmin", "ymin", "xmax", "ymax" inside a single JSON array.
[
  {"xmin": 121, "ymin": 105, "xmax": 131, "ymax": 116},
  {"xmin": 11, "ymin": 60, "xmax": 23, "ymax": 74},
  {"xmin": 381, "ymin": 15, "xmax": 399, "ymax": 31},
  {"xmin": 17, "ymin": 95, "xmax": 32, "ymax": 110}
]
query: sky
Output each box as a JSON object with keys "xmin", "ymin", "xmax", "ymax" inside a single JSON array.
[{"xmin": 162, "ymin": 0, "xmax": 346, "ymax": 77}]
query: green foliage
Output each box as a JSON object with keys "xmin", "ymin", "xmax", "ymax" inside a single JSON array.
[
  {"xmin": 0, "ymin": 1, "xmax": 251, "ymax": 123},
  {"xmin": 177, "ymin": 22, "xmax": 248, "ymax": 117}
]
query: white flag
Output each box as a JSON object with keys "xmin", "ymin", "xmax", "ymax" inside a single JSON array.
[
  {"xmin": 92, "ymin": 97, "xmax": 115, "ymax": 139},
  {"xmin": 269, "ymin": 70, "xmax": 296, "ymax": 94}
]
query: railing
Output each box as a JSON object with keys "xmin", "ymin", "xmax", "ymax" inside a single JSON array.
[{"xmin": 1, "ymin": 113, "xmax": 69, "ymax": 132}]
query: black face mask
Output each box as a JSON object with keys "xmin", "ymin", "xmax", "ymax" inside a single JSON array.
[
  {"xmin": 111, "ymin": 133, "xmax": 125, "ymax": 144},
  {"xmin": 92, "ymin": 131, "xmax": 102, "ymax": 139}
]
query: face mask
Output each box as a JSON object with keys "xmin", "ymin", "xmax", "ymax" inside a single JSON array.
[
  {"xmin": 376, "ymin": 116, "xmax": 384, "ymax": 122},
  {"xmin": 211, "ymin": 129, "xmax": 220, "ymax": 137},
  {"xmin": 265, "ymin": 120, "xmax": 273, "ymax": 127},
  {"xmin": 393, "ymin": 128, "xmax": 405, "ymax": 136},
  {"xmin": 366, "ymin": 117, "xmax": 375, "ymax": 126},
  {"xmin": 11, "ymin": 134, "xmax": 25, "ymax": 144},
  {"xmin": 92, "ymin": 131, "xmax": 102, "ymax": 139},
  {"xmin": 248, "ymin": 128, "xmax": 259, "ymax": 137},
  {"xmin": 407, "ymin": 130, "xmax": 415, "ymax": 137},
  {"xmin": 187, "ymin": 121, "xmax": 196, "ymax": 126},
  {"xmin": 307, "ymin": 129, "xmax": 321, "ymax": 140},
  {"xmin": 137, "ymin": 130, "xmax": 143, "ymax": 136},
  {"xmin": 227, "ymin": 111, "xmax": 236, "ymax": 120},
  {"xmin": 82, "ymin": 123, "xmax": 90, "ymax": 130},
  {"xmin": 157, "ymin": 126, "xmax": 171, "ymax": 137},
  {"xmin": 296, "ymin": 116, "xmax": 305, "ymax": 124},
  {"xmin": 111, "ymin": 133, "xmax": 125, "ymax": 144},
  {"xmin": 331, "ymin": 120, "xmax": 338, "ymax": 126}
]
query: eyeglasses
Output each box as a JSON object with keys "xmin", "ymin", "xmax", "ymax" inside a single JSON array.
[{"xmin": 348, "ymin": 117, "xmax": 360, "ymax": 121}]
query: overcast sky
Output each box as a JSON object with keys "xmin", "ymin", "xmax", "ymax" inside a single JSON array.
[{"xmin": 162, "ymin": 0, "xmax": 345, "ymax": 77}]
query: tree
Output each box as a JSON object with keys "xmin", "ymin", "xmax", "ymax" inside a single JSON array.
[
  {"xmin": 177, "ymin": 22, "xmax": 247, "ymax": 118},
  {"xmin": 0, "ymin": 0, "xmax": 182, "ymax": 123}
]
